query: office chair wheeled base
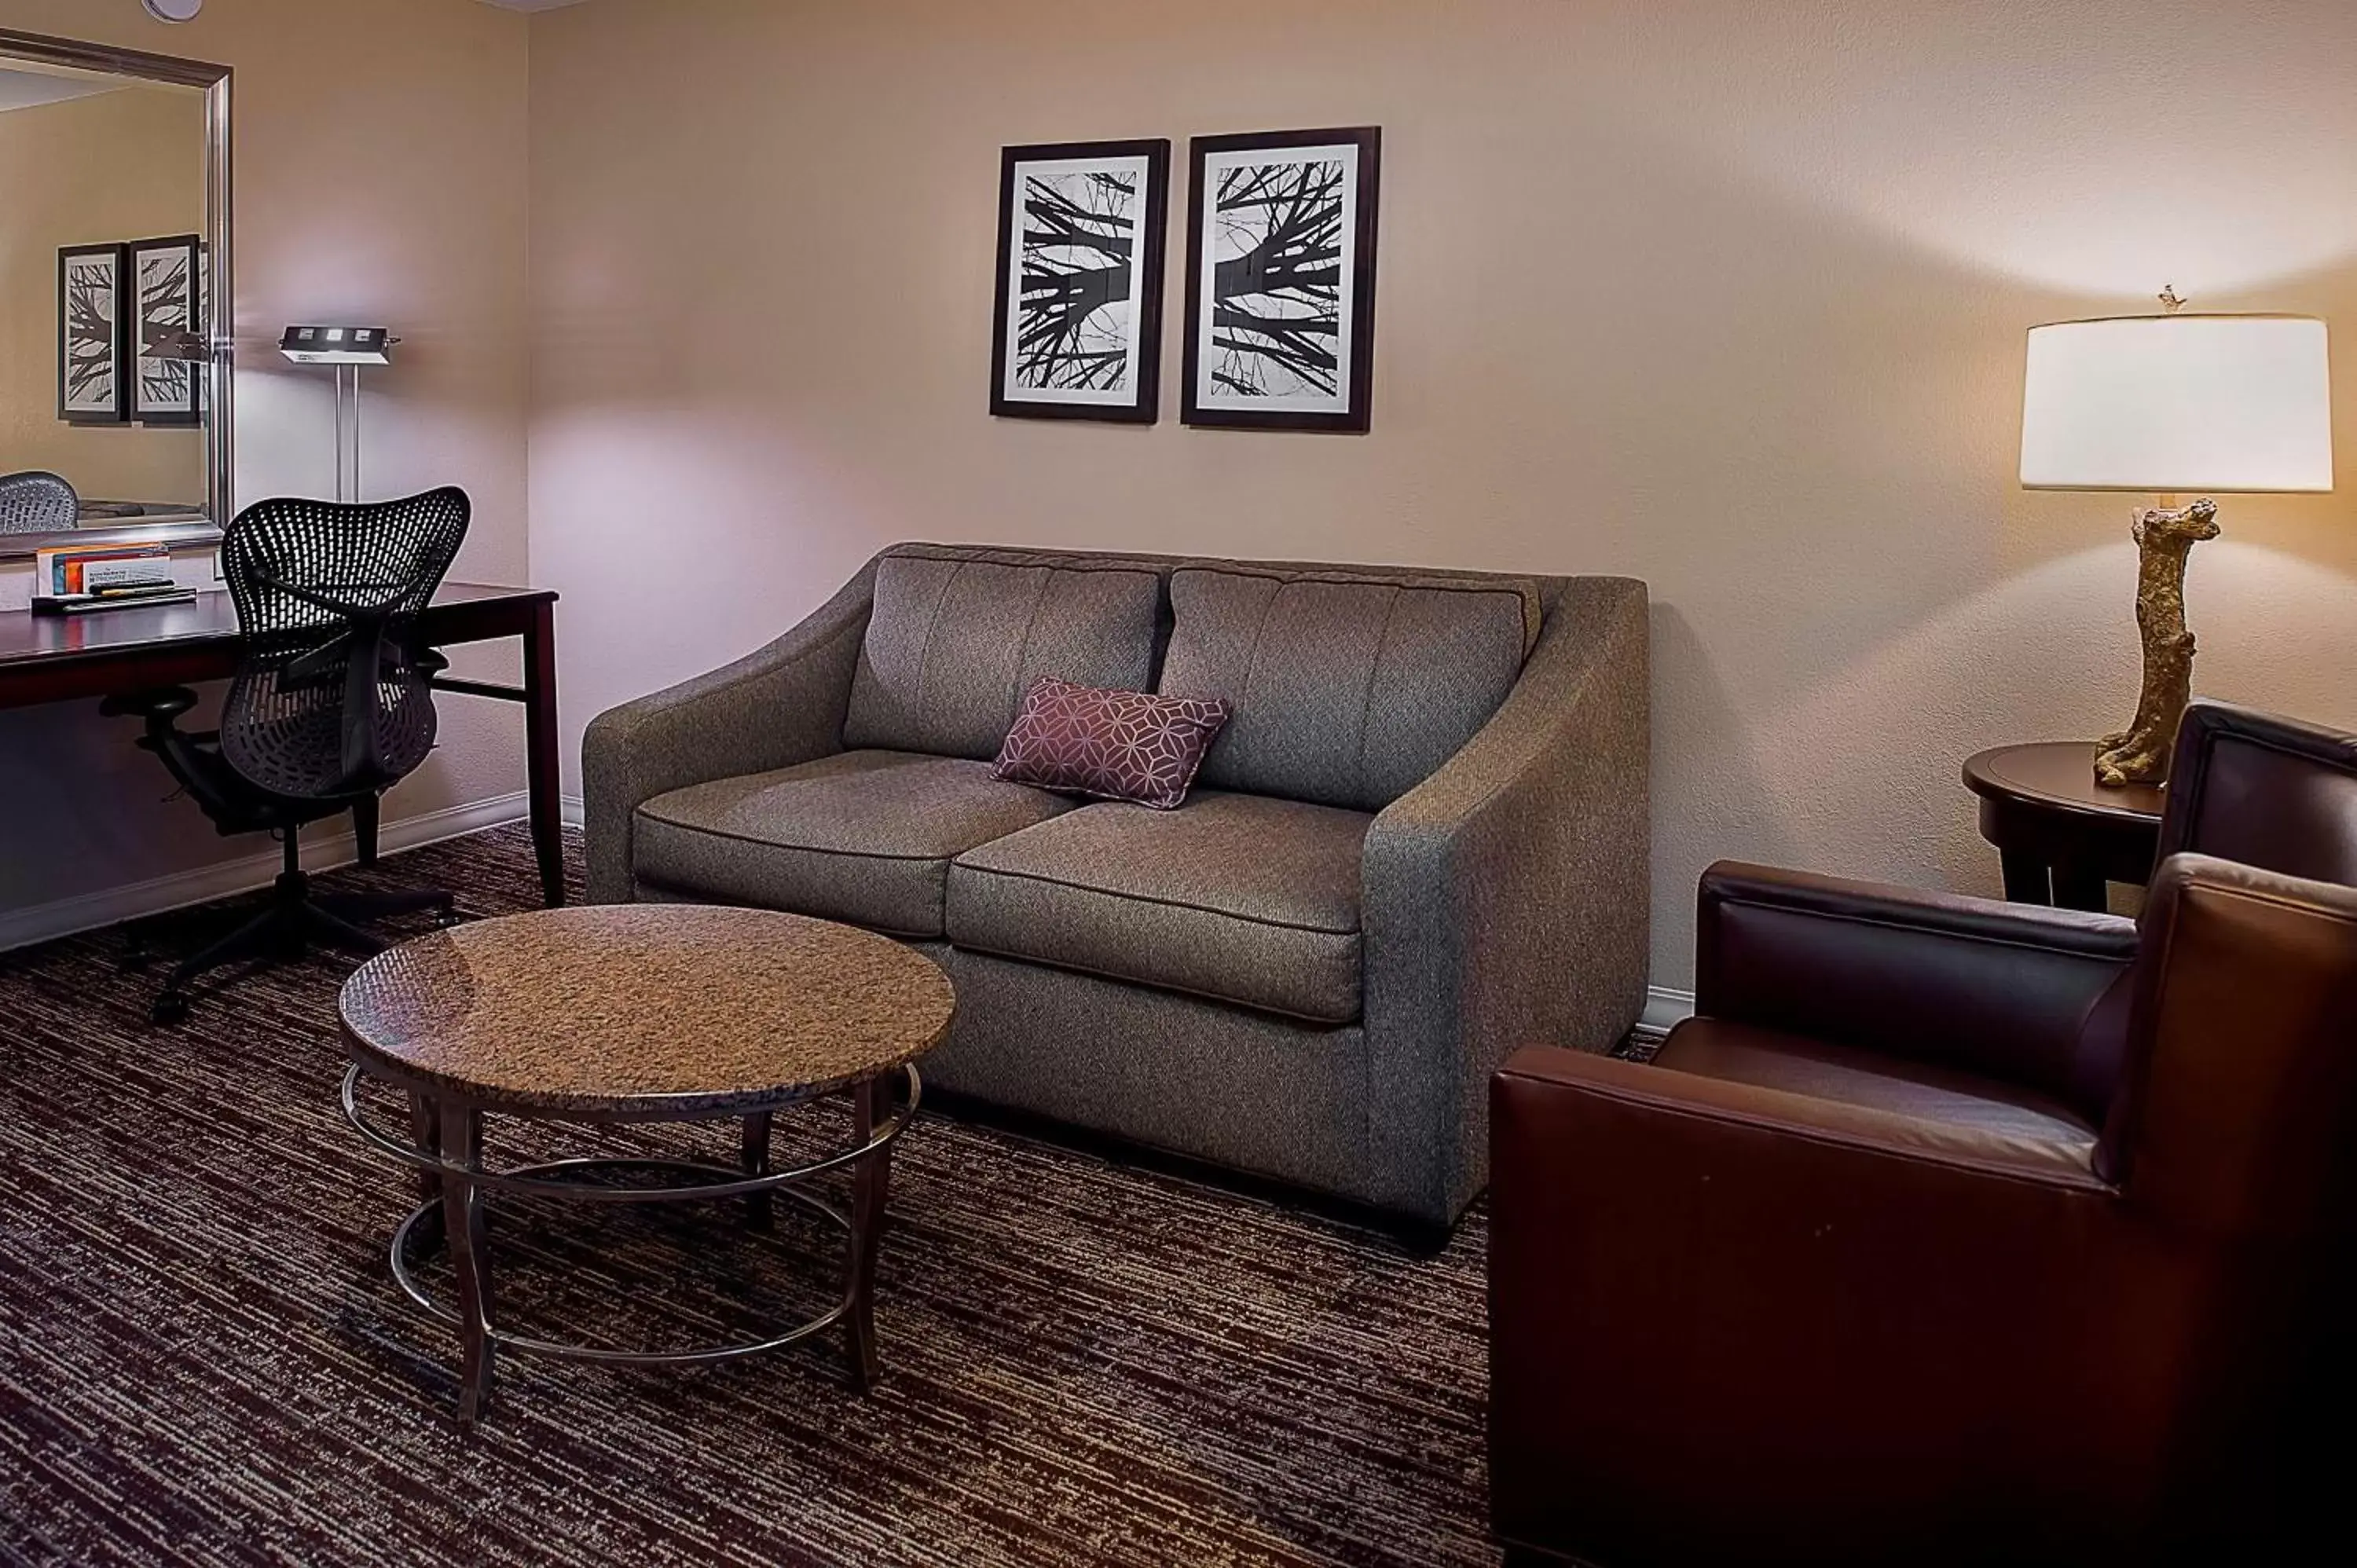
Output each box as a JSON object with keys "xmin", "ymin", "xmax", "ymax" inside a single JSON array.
[{"xmin": 145, "ymin": 830, "xmax": 457, "ymax": 1026}]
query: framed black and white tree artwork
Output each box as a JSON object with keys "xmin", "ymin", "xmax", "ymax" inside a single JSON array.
[
  {"xmin": 1182, "ymin": 126, "xmax": 1380, "ymax": 433},
  {"xmin": 130, "ymin": 233, "xmax": 203, "ymax": 427},
  {"xmin": 57, "ymin": 243, "xmax": 129, "ymax": 424},
  {"xmin": 990, "ymin": 137, "xmax": 1171, "ymax": 423}
]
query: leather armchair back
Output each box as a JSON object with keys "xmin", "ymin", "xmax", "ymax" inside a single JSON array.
[
  {"xmin": 2110, "ymin": 854, "xmax": 2357, "ymax": 1238},
  {"xmin": 2159, "ymin": 702, "xmax": 2357, "ymax": 884},
  {"xmin": 2080, "ymin": 700, "xmax": 2357, "ymax": 1178}
]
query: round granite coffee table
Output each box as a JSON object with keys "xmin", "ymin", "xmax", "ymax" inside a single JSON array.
[{"xmin": 337, "ymin": 903, "xmax": 954, "ymax": 1424}]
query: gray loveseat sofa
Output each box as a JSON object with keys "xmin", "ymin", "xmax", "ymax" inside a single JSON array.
[{"xmin": 583, "ymin": 544, "xmax": 1648, "ymax": 1227}]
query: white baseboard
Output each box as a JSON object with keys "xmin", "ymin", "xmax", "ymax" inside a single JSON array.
[
  {"xmin": 1633, "ymin": 984, "xmax": 1695, "ymax": 1042},
  {"xmin": 561, "ymin": 793, "xmax": 585, "ymax": 829},
  {"xmin": 0, "ymin": 790, "xmax": 531, "ymax": 954}
]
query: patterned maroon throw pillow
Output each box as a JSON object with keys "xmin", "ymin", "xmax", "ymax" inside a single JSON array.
[{"xmin": 992, "ymin": 677, "xmax": 1231, "ymax": 810}]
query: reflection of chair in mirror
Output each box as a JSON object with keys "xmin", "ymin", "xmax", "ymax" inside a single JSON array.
[
  {"xmin": 105, "ymin": 488, "xmax": 472, "ymax": 1024},
  {"xmin": 0, "ymin": 470, "xmax": 79, "ymax": 533}
]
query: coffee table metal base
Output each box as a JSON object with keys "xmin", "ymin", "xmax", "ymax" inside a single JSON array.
[{"xmin": 341, "ymin": 1064, "xmax": 918, "ymax": 1424}]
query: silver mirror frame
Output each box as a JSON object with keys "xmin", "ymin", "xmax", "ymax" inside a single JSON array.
[{"xmin": 0, "ymin": 27, "xmax": 230, "ymax": 558}]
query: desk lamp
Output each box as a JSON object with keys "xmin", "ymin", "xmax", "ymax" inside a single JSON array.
[
  {"xmin": 280, "ymin": 327, "xmax": 397, "ymax": 503},
  {"xmin": 2020, "ymin": 291, "xmax": 2333, "ymax": 786}
]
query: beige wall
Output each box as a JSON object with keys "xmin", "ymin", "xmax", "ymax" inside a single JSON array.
[
  {"xmin": 528, "ymin": 0, "xmax": 2357, "ymax": 991},
  {"xmin": 6, "ymin": 0, "xmax": 2351, "ymax": 984},
  {"xmin": 0, "ymin": 82, "xmax": 207, "ymax": 504},
  {"xmin": 0, "ymin": 0, "xmax": 530, "ymax": 923}
]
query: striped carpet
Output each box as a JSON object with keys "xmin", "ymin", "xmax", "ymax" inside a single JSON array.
[{"xmin": 0, "ymin": 824, "xmax": 1509, "ymax": 1568}]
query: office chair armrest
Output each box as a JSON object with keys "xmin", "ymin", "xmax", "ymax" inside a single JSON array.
[
  {"xmin": 1695, "ymin": 860, "xmax": 2136, "ymax": 1094},
  {"xmin": 99, "ymin": 686, "xmax": 202, "ymax": 726},
  {"xmin": 581, "ymin": 562, "xmax": 876, "ymax": 903},
  {"xmin": 272, "ymin": 631, "xmax": 446, "ymax": 691},
  {"xmin": 249, "ymin": 568, "xmax": 405, "ymax": 622},
  {"xmin": 100, "ymin": 687, "xmax": 250, "ymax": 822}
]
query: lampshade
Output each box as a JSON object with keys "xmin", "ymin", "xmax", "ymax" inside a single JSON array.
[{"xmin": 2019, "ymin": 313, "xmax": 2333, "ymax": 493}]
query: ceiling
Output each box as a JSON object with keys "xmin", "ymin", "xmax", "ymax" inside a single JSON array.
[{"xmin": 474, "ymin": 1, "xmax": 596, "ymax": 12}]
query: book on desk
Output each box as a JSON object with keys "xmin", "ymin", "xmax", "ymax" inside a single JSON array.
[{"xmin": 29, "ymin": 540, "xmax": 199, "ymax": 616}]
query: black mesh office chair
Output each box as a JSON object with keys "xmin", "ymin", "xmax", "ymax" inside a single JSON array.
[
  {"xmin": 105, "ymin": 488, "xmax": 472, "ymax": 1024},
  {"xmin": 0, "ymin": 470, "xmax": 79, "ymax": 533}
]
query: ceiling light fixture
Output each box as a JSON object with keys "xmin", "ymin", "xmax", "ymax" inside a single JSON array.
[{"xmin": 141, "ymin": 0, "xmax": 203, "ymax": 22}]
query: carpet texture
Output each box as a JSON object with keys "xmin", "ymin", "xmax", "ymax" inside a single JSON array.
[{"xmin": 0, "ymin": 824, "xmax": 1508, "ymax": 1567}]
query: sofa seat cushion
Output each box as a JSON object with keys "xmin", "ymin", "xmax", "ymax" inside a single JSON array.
[
  {"xmin": 633, "ymin": 749, "xmax": 1076, "ymax": 936},
  {"xmin": 945, "ymin": 791, "xmax": 1371, "ymax": 1024}
]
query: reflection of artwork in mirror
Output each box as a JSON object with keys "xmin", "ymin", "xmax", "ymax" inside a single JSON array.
[
  {"xmin": 130, "ymin": 233, "xmax": 203, "ymax": 426},
  {"xmin": 57, "ymin": 242, "xmax": 129, "ymax": 424},
  {"xmin": 197, "ymin": 241, "xmax": 211, "ymax": 417}
]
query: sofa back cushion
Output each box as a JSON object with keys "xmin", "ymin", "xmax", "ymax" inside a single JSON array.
[
  {"xmin": 843, "ymin": 545, "xmax": 1164, "ymax": 760},
  {"xmin": 1157, "ymin": 562, "xmax": 1543, "ymax": 811}
]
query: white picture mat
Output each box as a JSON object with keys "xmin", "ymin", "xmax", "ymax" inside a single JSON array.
[
  {"xmin": 1001, "ymin": 152, "xmax": 1153, "ymax": 406},
  {"xmin": 1194, "ymin": 141, "xmax": 1359, "ymax": 414}
]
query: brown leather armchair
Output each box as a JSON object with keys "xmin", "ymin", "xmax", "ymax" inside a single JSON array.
[{"xmin": 1490, "ymin": 702, "xmax": 2357, "ymax": 1566}]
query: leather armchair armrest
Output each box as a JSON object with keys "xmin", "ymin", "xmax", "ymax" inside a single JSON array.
[
  {"xmin": 1695, "ymin": 860, "xmax": 2137, "ymax": 1101},
  {"xmin": 1495, "ymin": 1042, "xmax": 2110, "ymax": 1189},
  {"xmin": 1488, "ymin": 1044, "xmax": 2116, "ymax": 1563},
  {"xmin": 1358, "ymin": 576, "xmax": 1650, "ymax": 1223},
  {"xmin": 581, "ymin": 562, "xmax": 875, "ymax": 903}
]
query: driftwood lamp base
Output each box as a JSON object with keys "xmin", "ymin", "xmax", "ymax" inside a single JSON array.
[{"xmin": 2093, "ymin": 496, "xmax": 2219, "ymax": 788}]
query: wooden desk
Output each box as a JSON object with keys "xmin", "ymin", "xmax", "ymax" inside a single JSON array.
[
  {"xmin": 0, "ymin": 582, "xmax": 566, "ymax": 907},
  {"xmin": 1962, "ymin": 741, "xmax": 2165, "ymax": 911}
]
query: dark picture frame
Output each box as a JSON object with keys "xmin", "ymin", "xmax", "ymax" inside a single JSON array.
[
  {"xmin": 130, "ymin": 233, "xmax": 204, "ymax": 427},
  {"xmin": 1181, "ymin": 126, "xmax": 1380, "ymax": 434},
  {"xmin": 57, "ymin": 242, "xmax": 130, "ymax": 424},
  {"xmin": 989, "ymin": 137, "xmax": 1171, "ymax": 423}
]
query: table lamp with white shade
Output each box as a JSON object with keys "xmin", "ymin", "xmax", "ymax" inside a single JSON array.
[{"xmin": 2020, "ymin": 291, "xmax": 2333, "ymax": 786}]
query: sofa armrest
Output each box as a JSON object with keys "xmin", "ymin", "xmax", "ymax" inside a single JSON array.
[
  {"xmin": 581, "ymin": 562, "xmax": 875, "ymax": 902},
  {"xmin": 1697, "ymin": 861, "xmax": 2137, "ymax": 1101},
  {"xmin": 1488, "ymin": 1044, "xmax": 2113, "ymax": 1563},
  {"xmin": 1358, "ymin": 576, "xmax": 1650, "ymax": 1223}
]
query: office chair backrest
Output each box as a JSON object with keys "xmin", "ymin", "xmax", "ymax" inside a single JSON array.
[
  {"xmin": 2157, "ymin": 701, "xmax": 2357, "ymax": 887},
  {"xmin": 0, "ymin": 470, "xmax": 79, "ymax": 533},
  {"xmin": 218, "ymin": 488, "xmax": 470, "ymax": 800}
]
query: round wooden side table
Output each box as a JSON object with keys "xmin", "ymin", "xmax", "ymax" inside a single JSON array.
[{"xmin": 1962, "ymin": 742, "xmax": 2165, "ymax": 911}]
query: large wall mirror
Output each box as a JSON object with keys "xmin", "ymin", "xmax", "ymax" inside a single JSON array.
[{"xmin": 0, "ymin": 27, "xmax": 229, "ymax": 559}]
